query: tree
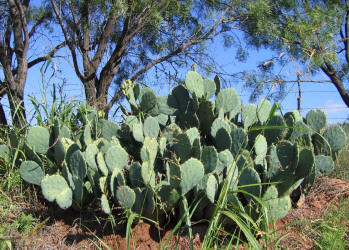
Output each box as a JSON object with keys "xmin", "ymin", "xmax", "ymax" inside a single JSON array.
[
  {"xmin": 239, "ymin": 0, "xmax": 349, "ymax": 107},
  {"xmin": 0, "ymin": 0, "xmax": 65, "ymax": 127},
  {"xmin": 50, "ymin": 0, "xmax": 246, "ymax": 117}
]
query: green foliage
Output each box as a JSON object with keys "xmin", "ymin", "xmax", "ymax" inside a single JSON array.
[{"xmin": 3, "ymin": 71, "xmax": 347, "ymax": 240}]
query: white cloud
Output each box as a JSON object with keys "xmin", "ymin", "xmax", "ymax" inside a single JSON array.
[{"xmin": 321, "ymin": 100, "xmax": 348, "ymax": 115}]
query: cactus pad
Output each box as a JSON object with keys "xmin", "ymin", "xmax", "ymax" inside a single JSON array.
[
  {"xmin": 257, "ymin": 98, "xmax": 271, "ymax": 124},
  {"xmin": 215, "ymin": 88, "xmax": 241, "ymax": 115},
  {"xmin": 242, "ymin": 104, "xmax": 258, "ymax": 129},
  {"xmin": 20, "ymin": 161, "xmax": 44, "ymax": 185},
  {"xmin": 185, "ymin": 71, "xmax": 205, "ymax": 98},
  {"xmin": 26, "ymin": 126, "xmax": 50, "ymax": 154},
  {"xmin": 306, "ymin": 109, "xmax": 327, "ymax": 132},
  {"xmin": 116, "ymin": 186, "xmax": 136, "ymax": 210},
  {"xmin": 262, "ymin": 185, "xmax": 291, "ymax": 221},
  {"xmin": 105, "ymin": 145, "xmax": 128, "ymax": 171},
  {"xmin": 201, "ymin": 146, "xmax": 218, "ymax": 174},
  {"xmin": 41, "ymin": 175, "xmax": 73, "ymax": 209},
  {"xmin": 323, "ymin": 124, "xmax": 347, "ymax": 153},
  {"xmin": 143, "ymin": 116, "xmax": 160, "ymax": 138},
  {"xmin": 180, "ymin": 158, "xmax": 204, "ymax": 195},
  {"xmin": 315, "ymin": 155, "xmax": 334, "ymax": 177}
]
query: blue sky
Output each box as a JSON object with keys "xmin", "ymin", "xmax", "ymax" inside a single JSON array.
[{"xmin": 1, "ymin": 27, "xmax": 348, "ymax": 125}]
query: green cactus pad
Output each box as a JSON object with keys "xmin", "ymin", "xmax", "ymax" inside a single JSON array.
[
  {"xmin": 101, "ymin": 194, "xmax": 111, "ymax": 215},
  {"xmin": 65, "ymin": 143, "xmax": 81, "ymax": 164},
  {"xmin": 306, "ymin": 109, "xmax": 327, "ymax": 132},
  {"xmin": 185, "ymin": 71, "xmax": 205, "ymax": 98},
  {"xmin": 68, "ymin": 150, "xmax": 87, "ymax": 180},
  {"xmin": 276, "ymin": 141, "xmax": 298, "ymax": 169},
  {"xmin": 141, "ymin": 161, "xmax": 156, "ymax": 188},
  {"xmin": 265, "ymin": 145, "xmax": 282, "ymax": 180},
  {"xmin": 172, "ymin": 85, "xmax": 190, "ymax": 112},
  {"xmin": 167, "ymin": 162, "xmax": 181, "ymax": 188},
  {"xmin": 158, "ymin": 185, "xmax": 181, "ymax": 207},
  {"xmin": 68, "ymin": 150, "xmax": 87, "ymax": 206},
  {"xmin": 242, "ymin": 104, "xmax": 258, "ymax": 129},
  {"xmin": 203, "ymin": 78, "xmax": 216, "ymax": 99},
  {"xmin": 215, "ymin": 88, "xmax": 241, "ymax": 115},
  {"xmin": 0, "ymin": 144, "xmax": 10, "ymax": 162},
  {"xmin": 141, "ymin": 136, "xmax": 158, "ymax": 164},
  {"xmin": 289, "ymin": 121, "xmax": 312, "ymax": 142},
  {"xmin": 173, "ymin": 133, "xmax": 192, "ymax": 163},
  {"xmin": 201, "ymin": 146, "xmax": 218, "ymax": 174},
  {"xmin": 239, "ymin": 167, "xmax": 261, "ymax": 202},
  {"xmin": 132, "ymin": 121, "xmax": 144, "ymax": 143},
  {"xmin": 83, "ymin": 124, "xmax": 93, "ymax": 146},
  {"xmin": 41, "ymin": 175, "xmax": 73, "ymax": 209},
  {"xmin": 262, "ymin": 185, "xmax": 291, "ymax": 221},
  {"xmin": 53, "ymin": 138, "xmax": 66, "ymax": 165},
  {"xmin": 198, "ymin": 100, "xmax": 215, "ymax": 134},
  {"xmin": 105, "ymin": 145, "xmax": 128, "ymax": 171},
  {"xmin": 85, "ymin": 144, "xmax": 99, "ymax": 171},
  {"xmin": 159, "ymin": 136, "xmax": 167, "ymax": 156},
  {"xmin": 20, "ymin": 161, "xmax": 44, "ymax": 185},
  {"xmin": 185, "ymin": 127, "xmax": 200, "ymax": 145},
  {"xmin": 257, "ymin": 98, "xmax": 271, "ymax": 124},
  {"xmin": 180, "ymin": 158, "xmax": 205, "ymax": 195},
  {"xmin": 116, "ymin": 186, "xmax": 136, "ymax": 210},
  {"xmin": 230, "ymin": 127, "xmax": 248, "ymax": 157},
  {"xmin": 132, "ymin": 188, "xmax": 155, "ymax": 215},
  {"xmin": 62, "ymin": 163, "xmax": 75, "ymax": 189},
  {"xmin": 110, "ymin": 168, "xmax": 126, "ymax": 201},
  {"xmin": 192, "ymin": 138, "xmax": 201, "ymax": 159},
  {"xmin": 139, "ymin": 87, "xmax": 158, "ymax": 114},
  {"xmin": 26, "ymin": 126, "xmax": 50, "ymax": 154},
  {"xmin": 157, "ymin": 95, "xmax": 178, "ymax": 115},
  {"xmin": 96, "ymin": 152, "xmax": 109, "ymax": 176},
  {"xmin": 155, "ymin": 114, "xmax": 169, "ymax": 126},
  {"xmin": 215, "ymin": 128, "xmax": 232, "ymax": 152},
  {"xmin": 218, "ymin": 149, "xmax": 234, "ymax": 167},
  {"xmin": 254, "ymin": 134, "xmax": 267, "ymax": 165},
  {"xmin": 211, "ymin": 118, "xmax": 231, "ymax": 138},
  {"xmin": 129, "ymin": 162, "xmax": 143, "ymax": 187},
  {"xmin": 99, "ymin": 176, "xmax": 107, "ymax": 193},
  {"xmin": 323, "ymin": 124, "xmax": 347, "ymax": 153},
  {"xmin": 254, "ymin": 134, "xmax": 267, "ymax": 157},
  {"xmin": 143, "ymin": 116, "xmax": 160, "ymax": 138},
  {"xmin": 315, "ymin": 155, "xmax": 334, "ymax": 177},
  {"xmin": 265, "ymin": 114, "xmax": 287, "ymax": 144},
  {"xmin": 205, "ymin": 174, "xmax": 218, "ymax": 203},
  {"xmin": 295, "ymin": 148, "xmax": 315, "ymax": 179}
]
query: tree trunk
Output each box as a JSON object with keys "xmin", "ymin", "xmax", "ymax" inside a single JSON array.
[
  {"xmin": 0, "ymin": 102, "xmax": 7, "ymax": 126},
  {"xmin": 321, "ymin": 65, "xmax": 349, "ymax": 108}
]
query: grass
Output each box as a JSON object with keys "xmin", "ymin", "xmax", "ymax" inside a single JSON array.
[
  {"xmin": 310, "ymin": 197, "xmax": 349, "ymax": 249},
  {"xmin": 0, "ymin": 188, "xmax": 38, "ymax": 250}
]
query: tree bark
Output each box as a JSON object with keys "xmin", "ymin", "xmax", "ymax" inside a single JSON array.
[
  {"xmin": 321, "ymin": 64, "xmax": 349, "ymax": 108},
  {"xmin": 0, "ymin": 102, "xmax": 7, "ymax": 126}
]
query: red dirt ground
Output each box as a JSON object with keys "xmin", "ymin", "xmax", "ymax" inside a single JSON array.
[{"xmin": 5, "ymin": 177, "xmax": 349, "ymax": 249}]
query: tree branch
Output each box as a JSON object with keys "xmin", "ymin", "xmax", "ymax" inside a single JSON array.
[
  {"xmin": 50, "ymin": 0, "xmax": 85, "ymax": 81},
  {"xmin": 11, "ymin": 41, "xmax": 66, "ymax": 76},
  {"xmin": 29, "ymin": 11, "xmax": 51, "ymax": 38},
  {"xmin": 345, "ymin": 8, "xmax": 349, "ymax": 62}
]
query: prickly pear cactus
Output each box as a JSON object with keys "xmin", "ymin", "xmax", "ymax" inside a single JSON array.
[{"xmin": 11, "ymin": 70, "xmax": 346, "ymax": 230}]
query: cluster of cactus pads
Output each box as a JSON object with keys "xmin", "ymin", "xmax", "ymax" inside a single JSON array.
[{"xmin": 0, "ymin": 71, "xmax": 347, "ymax": 224}]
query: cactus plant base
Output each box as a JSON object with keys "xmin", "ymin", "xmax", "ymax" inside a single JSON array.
[{"xmin": 8, "ymin": 177, "xmax": 348, "ymax": 250}]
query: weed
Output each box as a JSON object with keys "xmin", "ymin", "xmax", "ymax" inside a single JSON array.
[{"xmin": 312, "ymin": 197, "xmax": 349, "ymax": 249}]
